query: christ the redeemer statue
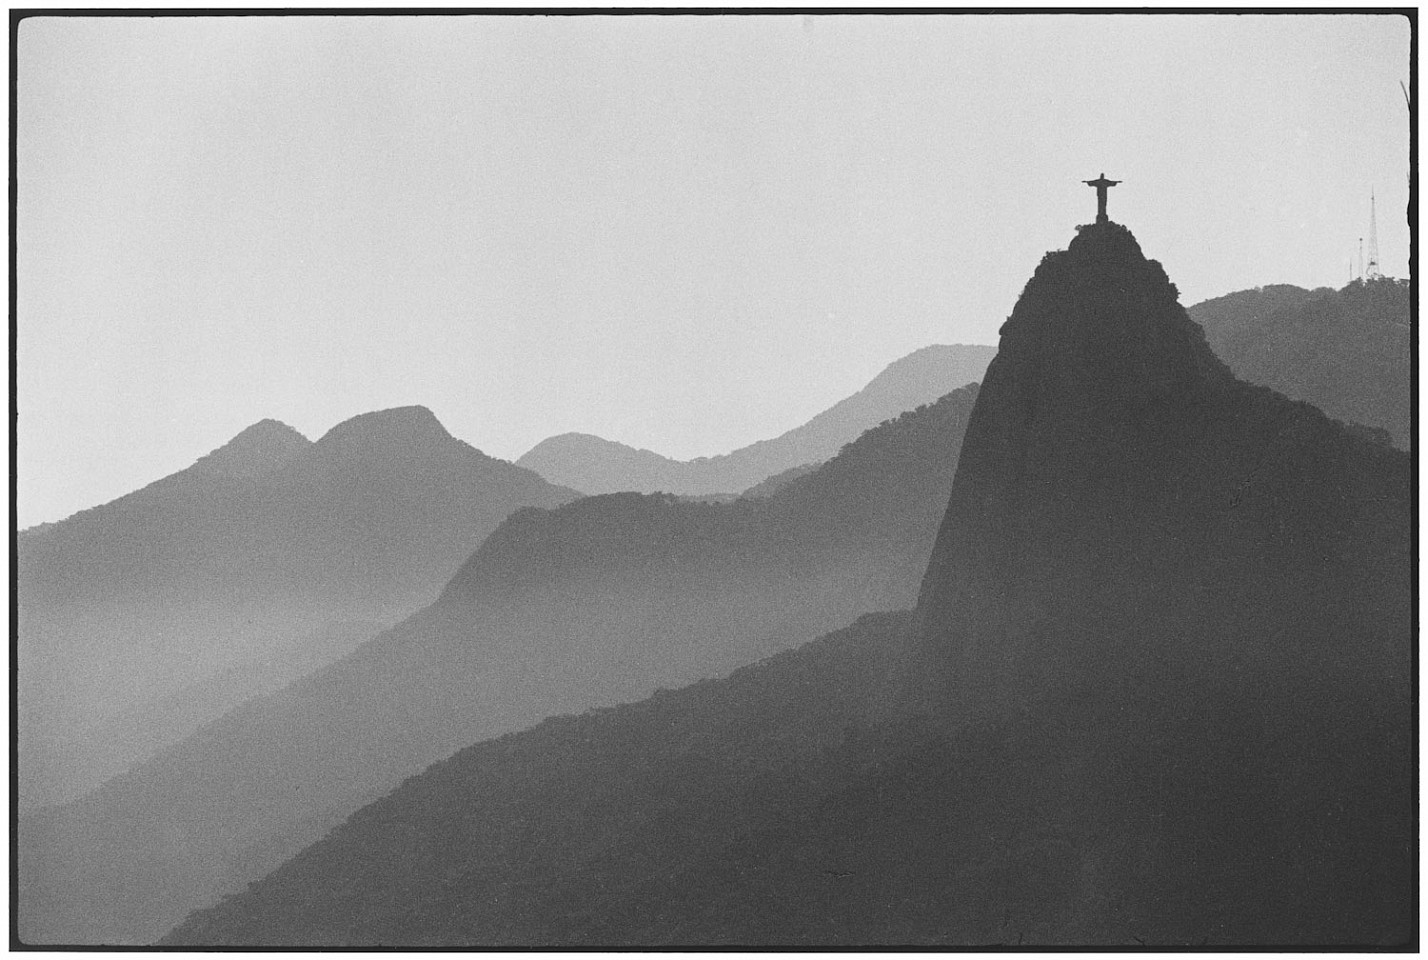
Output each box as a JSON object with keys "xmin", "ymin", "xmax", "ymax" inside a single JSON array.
[{"xmin": 1084, "ymin": 173, "xmax": 1121, "ymax": 223}]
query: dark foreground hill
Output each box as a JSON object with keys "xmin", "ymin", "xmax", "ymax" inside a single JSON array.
[
  {"xmin": 517, "ymin": 344, "xmax": 996, "ymax": 495},
  {"xmin": 1187, "ymin": 277, "xmax": 1409, "ymax": 447},
  {"xmin": 19, "ymin": 406, "xmax": 580, "ymax": 806},
  {"xmin": 20, "ymin": 384, "xmax": 981, "ymax": 946},
  {"xmin": 169, "ymin": 223, "xmax": 1411, "ymax": 947}
]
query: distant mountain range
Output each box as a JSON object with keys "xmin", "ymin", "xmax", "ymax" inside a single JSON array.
[
  {"xmin": 1187, "ymin": 277, "xmax": 1409, "ymax": 447},
  {"xmin": 515, "ymin": 281, "xmax": 1411, "ymax": 506},
  {"xmin": 516, "ymin": 344, "xmax": 997, "ymax": 494},
  {"xmin": 20, "ymin": 345, "xmax": 1003, "ymax": 810},
  {"xmin": 24, "ymin": 405, "xmax": 580, "ymax": 607},
  {"xmin": 20, "ymin": 382, "xmax": 983, "ymax": 945},
  {"xmin": 19, "ymin": 406, "xmax": 579, "ymax": 805},
  {"xmin": 18, "ymin": 259, "xmax": 1414, "ymax": 946},
  {"xmin": 164, "ymin": 223, "xmax": 1411, "ymax": 947}
]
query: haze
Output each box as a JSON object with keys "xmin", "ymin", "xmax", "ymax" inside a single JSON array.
[{"xmin": 17, "ymin": 13, "xmax": 1410, "ymax": 527}]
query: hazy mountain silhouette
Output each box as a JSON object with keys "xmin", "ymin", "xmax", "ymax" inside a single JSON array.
[
  {"xmin": 187, "ymin": 418, "xmax": 312, "ymax": 477},
  {"xmin": 70, "ymin": 619, "xmax": 381, "ymax": 799},
  {"xmin": 167, "ymin": 223, "xmax": 1410, "ymax": 947},
  {"xmin": 738, "ymin": 461, "xmax": 821, "ymax": 499},
  {"xmin": 516, "ymin": 344, "xmax": 996, "ymax": 495},
  {"xmin": 1188, "ymin": 277, "xmax": 1409, "ymax": 447},
  {"xmin": 19, "ymin": 383, "xmax": 982, "ymax": 945},
  {"xmin": 19, "ymin": 405, "xmax": 578, "ymax": 805}
]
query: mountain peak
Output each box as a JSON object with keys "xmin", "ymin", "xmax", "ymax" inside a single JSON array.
[
  {"xmin": 913, "ymin": 222, "xmax": 1232, "ymax": 650},
  {"xmin": 313, "ymin": 405, "xmax": 455, "ymax": 454},
  {"xmin": 906, "ymin": 219, "xmax": 1407, "ymax": 717},
  {"xmin": 531, "ymin": 432, "xmax": 646, "ymax": 454},
  {"xmin": 992, "ymin": 221, "xmax": 1231, "ymax": 410},
  {"xmin": 190, "ymin": 419, "xmax": 311, "ymax": 478},
  {"xmin": 241, "ymin": 418, "xmax": 308, "ymax": 441},
  {"xmin": 516, "ymin": 434, "xmax": 698, "ymax": 496},
  {"xmin": 516, "ymin": 346, "xmax": 996, "ymax": 496}
]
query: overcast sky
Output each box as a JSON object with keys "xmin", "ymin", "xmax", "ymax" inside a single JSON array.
[{"xmin": 18, "ymin": 13, "xmax": 1411, "ymax": 527}]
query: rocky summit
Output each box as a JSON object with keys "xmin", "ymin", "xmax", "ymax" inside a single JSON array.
[
  {"xmin": 908, "ymin": 221, "xmax": 1409, "ymax": 713},
  {"xmin": 158, "ymin": 222, "xmax": 1412, "ymax": 947}
]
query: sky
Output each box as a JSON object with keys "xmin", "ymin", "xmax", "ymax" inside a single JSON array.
[{"xmin": 17, "ymin": 13, "xmax": 1412, "ymax": 527}]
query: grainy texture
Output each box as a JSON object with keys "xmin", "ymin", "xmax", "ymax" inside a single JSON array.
[
  {"xmin": 1188, "ymin": 280, "xmax": 1410, "ymax": 448},
  {"xmin": 18, "ymin": 406, "xmax": 578, "ymax": 806},
  {"xmin": 20, "ymin": 386, "xmax": 980, "ymax": 946},
  {"xmin": 165, "ymin": 223, "xmax": 1411, "ymax": 948}
]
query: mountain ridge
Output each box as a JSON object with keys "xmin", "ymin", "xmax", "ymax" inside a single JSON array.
[
  {"xmin": 20, "ymin": 382, "xmax": 984, "ymax": 945},
  {"xmin": 188, "ymin": 419, "xmax": 312, "ymax": 479},
  {"xmin": 1186, "ymin": 277, "xmax": 1409, "ymax": 447},
  {"xmin": 18, "ymin": 404, "xmax": 580, "ymax": 806},
  {"xmin": 910, "ymin": 223, "xmax": 1408, "ymax": 707},
  {"xmin": 516, "ymin": 344, "xmax": 996, "ymax": 495},
  {"xmin": 162, "ymin": 221, "xmax": 1411, "ymax": 947}
]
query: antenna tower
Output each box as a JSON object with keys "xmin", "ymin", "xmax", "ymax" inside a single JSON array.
[{"xmin": 1365, "ymin": 191, "xmax": 1382, "ymax": 279}]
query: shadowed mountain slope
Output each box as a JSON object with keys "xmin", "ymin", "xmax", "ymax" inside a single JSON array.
[
  {"xmin": 19, "ymin": 406, "xmax": 579, "ymax": 805},
  {"xmin": 20, "ymin": 384, "xmax": 981, "ymax": 946},
  {"xmin": 168, "ymin": 223, "xmax": 1411, "ymax": 947},
  {"xmin": 737, "ymin": 461, "xmax": 820, "ymax": 499},
  {"xmin": 1187, "ymin": 277, "xmax": 1409, "ymax": 447},
  {"xmin": 910, "ymin": 228, "xmax": 1409, "ymax": 706},
  {"xmin": 516, "ymin": 344, "xmax": 996, "ymax": 495}
]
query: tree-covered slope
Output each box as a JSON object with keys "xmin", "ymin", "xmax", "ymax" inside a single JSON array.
[
  {"xmin": 19, "ymin": 406, "xmax": 579, "ymax": 806},
  {"xmin": 167, "ymin": 224, "xmax": 1412, "ymax": 948},
  {"xmin": 1188, "ymin": 277, "xmax": 1409, "ymax": 447},
  {"xmin": 20, "ymin": 385, "xmax": 981, "ymax": 946}
]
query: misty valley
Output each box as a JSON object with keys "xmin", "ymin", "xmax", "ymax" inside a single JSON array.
[{"xmin": 15, "ymin": 219, "xmax": 1412, "ymax": 946}]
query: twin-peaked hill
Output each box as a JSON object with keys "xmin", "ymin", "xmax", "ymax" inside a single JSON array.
[
  {"xmin": 22, "ymin": 405, "xmax": 577, "ymax": 608},
  {"xmin": 19, "ymin": 406, "xmax": 580, "ymax": 806},
  {"xmin": 168, "ymin": 223, "xmax": 1411, "ymax": 947},
  {"xmin": 20, "ymin": 383, "xmax": 982, "ymax": 946},
  {"xmin": 516, "ymin": 344, "xmax": 997, "ymax": 495},
  {"xmin": 1187, "ymin": 277, "xmax": 1410, "ymax": 447}
]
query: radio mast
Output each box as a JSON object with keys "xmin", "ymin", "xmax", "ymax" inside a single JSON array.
[{"xmin": 1365, "ymin": 191, "xmax": 1382, "ymax": 279}]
